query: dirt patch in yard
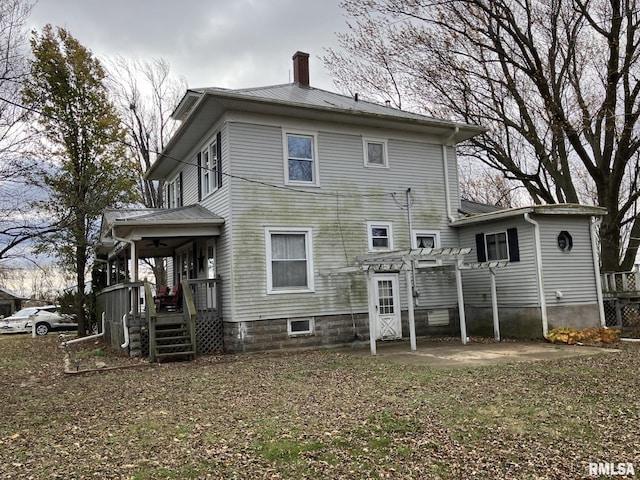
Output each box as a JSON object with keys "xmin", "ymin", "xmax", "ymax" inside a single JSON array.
[{"xmin": 0, "ymin": 334, "xmax": 638, "ymax": 479}]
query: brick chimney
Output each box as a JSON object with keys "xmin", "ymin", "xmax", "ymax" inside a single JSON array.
[{"xmin": 292, "ymin": 51, "xmax": 310, "ymax": 86}]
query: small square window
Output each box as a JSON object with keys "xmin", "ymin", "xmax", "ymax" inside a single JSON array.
[
  {"xmin": 412, "ymin": 230, "xmax": 441, "ymax": 266},
  {"xmin": 363, "ymin": 138, "xmax": 388, "ymax": 168},
  {"xmin": 288, "ymin": 317, "xmax": 314, "ymax": 336},
  {"xmin": 367, "ymin": 222, "xmax": 393, "ymax": 251}
]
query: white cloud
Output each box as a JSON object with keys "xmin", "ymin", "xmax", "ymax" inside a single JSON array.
[{"xmin": 28, "ymin": 0, "xmax": 346, "ymax": 91}]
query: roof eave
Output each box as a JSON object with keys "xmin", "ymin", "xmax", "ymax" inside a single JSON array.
[{"xmin": 451, "ymin": 204, "xmax": 607, "ymax": 227}]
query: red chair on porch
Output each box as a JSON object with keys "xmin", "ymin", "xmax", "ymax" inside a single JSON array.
[{"xmin": 154, "ymin": 284, "xmax": 183, "ymax": 311}]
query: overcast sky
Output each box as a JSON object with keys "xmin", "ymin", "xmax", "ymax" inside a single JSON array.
[{"xmin": 27, "ymin": 0, "xmax": 348, "ymax": 91}]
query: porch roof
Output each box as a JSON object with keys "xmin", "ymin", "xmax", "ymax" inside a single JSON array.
[{"xmin": 98, "ymin": 205, "xmax": 224, "ymax": 259}]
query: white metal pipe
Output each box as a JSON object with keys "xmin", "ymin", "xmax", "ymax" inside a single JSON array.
[
  {"xmin": 62, "ymin": 313, "xmax": 105, "ymax": 347},
  {"xmin": 442, "ymin": 127, "xmax": 459, "ymax": 224},
  {"xmin": 524, "ymin": 213, "xmax": 548, "ymax": 337},
  {"xmin": 121, "ymin": 312, "xmax": 130, "ymax": 348},
  {"xmin": 405, "ymin": 268, "xmax": 417, "ymax": 351},
  {"xmin": 590, "ymin": 218, "xmax": 606, "ymax": 327}
]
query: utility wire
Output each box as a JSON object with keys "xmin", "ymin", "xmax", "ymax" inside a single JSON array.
[{"xmin": 0, "ymin": 94, "xmax": 396, "ymax": 199}]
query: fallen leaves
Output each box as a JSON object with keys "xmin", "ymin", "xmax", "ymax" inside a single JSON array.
[{"xmin": 0, "ymin": 335, "xmax": 638, "ymax": 478}]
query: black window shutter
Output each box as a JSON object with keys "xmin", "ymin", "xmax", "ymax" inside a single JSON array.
[
  {"xmin": 475, "ymin": 233, "xmax": 486, "ymax": 262},
  {"xmin": 216, "ymin": 132, "xmax": 222, "ymax": 187},
  {"xmin": 197, "ymin": 152, "xmax": 202, "ymax": 201},
  {"xmin": 166, "ymin": 184, "xmax": 170, "ymax": 209},
  {"xmin": 507, "ymin": 228, "xmax": 520, "ymax": 262},
  {"xmin": 179, "ymin": 171, "xmax": 184, "ymax": 206}
]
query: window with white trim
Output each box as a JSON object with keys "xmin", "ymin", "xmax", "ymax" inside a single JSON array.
[
  {"xmin": 210, "ymin": 138, "xmax": 219, "ymax": 191},
  {"xmin": 202, "ymin": 148, "xmax": 211, "ymax": 196},
  {"xmin": 363, "ymin": 138, "xmax": 388, "ymax": 167},
  {"xmin": 288, "ymin": 317, "xmax": 315, "ymax": 336},
  {"xmin": 265, "ymin": 227, "xmax": 314, "ymax": 293},
  {"xmin": 412, "ymin": 230, "xmax": 441, "ymax": 265},
  {"xmin": 485, "ymin": 232, "xmax": 508, "ymax": 261},
  {"xmin": 367, "ymin": 221, "xmax": 393, "ymax": 251},
  {"xmin": 284, "ymin": 131, "xmax": 319, "ymax": 185}
]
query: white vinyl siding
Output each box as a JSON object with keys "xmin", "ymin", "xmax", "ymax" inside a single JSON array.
[
  {"xmin": 459, "ymin": 218, "xmax": 538, "ymax": 307},
  {"xmin": 538, "ymin": 216, "xmax": 598, "ymax": 305},
  {"xmin": 226, "ymin": 121, "xmax": 460, "ymax": 322}
]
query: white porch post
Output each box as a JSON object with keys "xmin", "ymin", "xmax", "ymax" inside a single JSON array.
[
  {"xmin": 367, "ymin": 269, "xmax": 377, "ymax": 356},
  {"xmin": 455, "ymin": 261, "xmax": 468, "ymax": 345},
  {"xmin": 490, "ymin": 268, "xmax": 500, "ymax": 341},
  {"xmin": 405, "ymin": 267, "xmax": 417, "ymax": 351}
]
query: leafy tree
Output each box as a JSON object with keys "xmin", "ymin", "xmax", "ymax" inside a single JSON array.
[
  {"xmin": 22, "ymin": 25, "xmax": 139, "ymax": 334},
  {"xmin": 325, "ymin": 0, "xmax": 640, "ymax": 272}
]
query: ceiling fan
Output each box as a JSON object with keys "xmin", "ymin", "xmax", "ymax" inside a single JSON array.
[{"xmin": 145, "ymin": 239, "xmax": 168, "ymax": 248}]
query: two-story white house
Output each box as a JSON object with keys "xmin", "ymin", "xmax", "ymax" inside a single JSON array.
[{"xmin": 97, "ymin": 52, "xmax": 607, "ymax": 359}]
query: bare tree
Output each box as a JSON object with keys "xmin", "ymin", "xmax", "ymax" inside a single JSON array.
[
  {"xmin": 325, "ymin": 0, "xmax": 640, "ymax": 272},
  {"xmin": 105, "ymin": 57, "xmax": 186, "ymax": 287},
  {"xmin": 0, "ymin": 0, "xmax": 46, "ymax": 265}
]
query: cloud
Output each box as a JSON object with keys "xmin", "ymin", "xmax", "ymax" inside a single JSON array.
[{"xmin": 28, "ymin": 0, "xmax": 346, "ymax": 90}]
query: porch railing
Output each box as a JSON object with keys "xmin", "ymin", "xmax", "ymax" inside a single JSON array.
[
  {"xmin": 95, "ymin": 282, "xmax": 150, "ymax": 354},
  {"xmin": 601, "ymin": 271, "xmax": 640, "ymax": 297}
]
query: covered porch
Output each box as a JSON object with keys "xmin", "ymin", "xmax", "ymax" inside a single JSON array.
[{"xmin": 95, "ymin": 205, "xmax": 225, "ymax": 360}]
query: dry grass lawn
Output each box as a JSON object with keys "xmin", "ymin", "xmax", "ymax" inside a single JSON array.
[{"xmin": 0, "ymin": 334, "xmax": 638, "ymax": 479}]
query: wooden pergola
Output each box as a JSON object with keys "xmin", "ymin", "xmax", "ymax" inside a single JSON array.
[{"xmin": 348, "ymin": 247, "xmax": 508, "ymax": 355}]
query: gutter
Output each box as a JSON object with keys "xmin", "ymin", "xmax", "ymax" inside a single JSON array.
[
  {"xmin": 442, "ymin": 127, "xmax": 459, "ymax": 223},
  {"xmin": 590, "ymin": 218, "xmax": 607, "ymax": 327},
  {"xmin": 524, "ymin": 213, "xmax": 549, "ymax": 337}
]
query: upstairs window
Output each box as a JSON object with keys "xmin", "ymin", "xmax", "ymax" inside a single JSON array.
[
  {"xmin": 367, "ymin": 221, "xmax": 393, "ymax": 251},
  {"xmin": 363, "ymin": 138, "xmax": 388, "ymax": 168},
  {"xmin": 284, "ymin": 131, "xmax": 319, "ymax": 185},
  {"xmin": 202, "ymin": 148, "xmax": 211, "ymax": 196}
]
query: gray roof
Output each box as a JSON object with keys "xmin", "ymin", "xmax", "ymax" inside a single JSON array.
[
  {"xmin": 196, "ymin": 84, "xmax": 449, "ymax": 124},
  {"xmin": 103, "ymin": 205, "xmax": 223, "ymax": 228},
  {"xmin": 459, "ymin": 199, "xmax": 504, "ymax": 216}
]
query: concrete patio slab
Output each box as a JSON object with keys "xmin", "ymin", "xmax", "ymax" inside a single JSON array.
[{"xmin": 342, "ymin": 339, "xmax": 618, "ymax": 368}]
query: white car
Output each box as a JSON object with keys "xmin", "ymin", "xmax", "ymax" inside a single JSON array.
[{"xmin": 0, "ymin": 306, "xmax": 78, "ymax": 336}]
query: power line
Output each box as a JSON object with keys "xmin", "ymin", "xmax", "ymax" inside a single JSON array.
[{"xmin": 0, "ymin": 94, "xmax": 396, "ymax": 199}]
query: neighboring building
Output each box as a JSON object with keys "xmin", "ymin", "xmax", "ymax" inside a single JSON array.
[
  {"xmin": 0, "ymin": 287, "xmax": 27, "ymax": 318},
  {"xmin": 96, "ymin": 52, "xmax": 607, "ymax": 357}
]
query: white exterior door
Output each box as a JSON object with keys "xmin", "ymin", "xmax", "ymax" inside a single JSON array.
[{"xmin": 374, "ymin": 274, "xmax": 401, "ymax": 340}]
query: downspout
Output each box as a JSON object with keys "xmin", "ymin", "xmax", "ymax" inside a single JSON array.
[
  {"xmin": 590, "ymin": 218, "xmax": 606, "ymax": 327},
  {"xmin": 442, "ymin": 127, "xmax": 459, "ymax": 223},
  {"xmin": 111, "ymin": 228, "xmax": 137, "ymax": 348},
  {"xmin": 524, "ymin": 213, "xmax": 549, "ymax": 337},
  {"xmin": 406, "ymin": 188, "xmax": 419, "ymax": 306}
]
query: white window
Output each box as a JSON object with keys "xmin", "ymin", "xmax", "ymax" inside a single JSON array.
[
  {"xmin": 485, "ymin": 232, "xmax": 508, "ymax": 261},
  {"xmin": 412, "ymin": 230, "xmax": 441, "ymax": 250},
  {"xmin": 412, "ymin": 230, "xmax": 441, "ymax": 265},
  {"xmin": 202, "ymin": 148, "xmax": 211, "ymax": 196},
  {"xmin": 288, "ymin": 317, "xmax": 315, "ymax": 336},
  {"xmin": 363, "ymin": 138, "xmax": 388, "ymax": 168},
  {"xmin": 265, "ymin": 227, "xmax": 314, "ymax": 293},
  {"xmin": 210, "ymin": 139, "xmax": 219, "ymax": 191},
  {"xmin": 367, "ymin": 221, "xmax": 393, "ymax": 251},
  {"xmin": 283, "ymin": 131, "xmax": 319, "ymax": 185}
]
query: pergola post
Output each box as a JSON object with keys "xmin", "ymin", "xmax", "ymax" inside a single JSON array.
[
  {"xmin": 490, "ymin": 268, "xmax": 500, "ymax": 341},
  {"xmin": 367, "ymin": 269, "xmax": 377, "ymax": 356},
  {"xmin": 405, "ymin": 267, "xmax": 417, "ymax": 351},
  {"xmin": 455, "ymin": 261, "xmax": 468, "ymax": 345}
]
